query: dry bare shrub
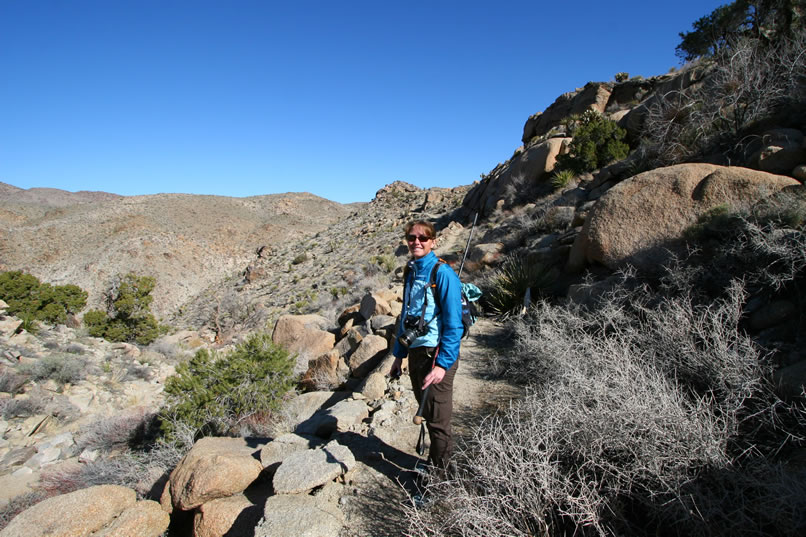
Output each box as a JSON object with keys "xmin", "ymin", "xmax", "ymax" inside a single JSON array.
[
  {"xmin": 61, "ymin": 343, "xmax": 86, "ymax": 354},
  {"xmin": 18, "ymin": 354, "xmax": 87, "ymax": 386},
  {"xmin": 1, "ymin": 392, "xmax": 47, "ymax": 419},
  {"xmin": 147, "ymin": 338, "xmax": 190, "ymax": 362},
  {"xmin": 406, "ymin": 276, "xmax": 806, "ymax": 536},
  {"xmin": 0, "ymin": 366, "xmax": 28, "ymax": 394},
  {"xmin": 77, "ymin": 407, "xmax": 157, "ymax": 452},
  {"xmin": 643, "ymin": 88, "xmax": 703, "ymax": 166},
  {"xmin": 643, "ymin": 29, "xmax": 806, "ymax": 166},
  {"xmin": 0, "ymin": 492, "xmax": 48, "ymax": 532},
  {"xmin": 122, "ymin": 361, "xmax": 153, "ymax": 382},
  {"xmin": 502, "ymin": 172, "xmax": 528, "ymax": 206},
  {"xmin": 39, "ymin": 439, "xmax": 186, "ymax": 499}
]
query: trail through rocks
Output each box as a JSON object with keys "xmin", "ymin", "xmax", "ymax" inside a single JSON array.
[{"xmin": 337, "ymin": 318, "xmax": 523, "ymax": 537}]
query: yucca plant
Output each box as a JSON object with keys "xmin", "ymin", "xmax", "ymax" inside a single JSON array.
[
  {"xmin": 483, "ymin": 254, "xmax": 557, "ymax": 318},
  {"xmin": 551, "ymin": 169, "xmax": 576, "ymax": 190}
]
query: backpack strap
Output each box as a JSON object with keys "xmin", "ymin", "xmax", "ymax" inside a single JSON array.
[{"xmin": 429, "ymin": 259, "xmax": 447, "ymax": 312}]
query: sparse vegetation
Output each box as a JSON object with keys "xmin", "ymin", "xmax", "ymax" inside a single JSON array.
[{"xmin": 1, "ymin": 5, "xmax": 804, "ymax": 535}]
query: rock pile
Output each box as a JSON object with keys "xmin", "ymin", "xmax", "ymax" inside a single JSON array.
[{"xmin": 150, "ymin": 287, "xmax": 426, "ymax": 536}]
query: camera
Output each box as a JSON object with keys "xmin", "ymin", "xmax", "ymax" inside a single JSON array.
[{"xmin": 398, "ymin": 315, "xmax": 426, "ymax": 347}]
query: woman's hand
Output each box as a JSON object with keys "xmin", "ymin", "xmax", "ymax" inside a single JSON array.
[
  {"xmin": 422, "ymin": 366, "xmax": 445, "ymax": 390},
  {"xmin": 389, "ymin": 356, "xmax": 403, "ymax": 379}
]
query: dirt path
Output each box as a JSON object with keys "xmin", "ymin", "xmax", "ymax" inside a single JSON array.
[
  {"xmin": 452, "ymin": 317, "xmax": 523, "ymax": 435},
  {"xmin": 338, "ymin": 318, "xmax": 522, "ymax": 536}
]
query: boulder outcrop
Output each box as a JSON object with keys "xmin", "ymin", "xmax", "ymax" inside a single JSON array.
[
  {"xmin": 567, "ymin": 164, "xmax": 801, "ymax": 271},
  {"xmin": 168, "ymin": 436, "xmax": 265, "ymax": 511}
]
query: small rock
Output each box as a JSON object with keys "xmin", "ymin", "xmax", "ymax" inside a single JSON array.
[
  {"xmin": 271, "ymin": 441, "xmax": 356, "ymax": 494},
  {"xmin": 255, "ymin": 494, "xmax": 344, "ymax": 537},
  {"xmin": 79, "ymin": 449, "xmax": 100, "ymax": 463}
]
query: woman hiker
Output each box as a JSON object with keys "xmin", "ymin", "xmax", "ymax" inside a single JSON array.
[{"xmin": 389, "ymin": 220, "xmax": 464, "ymax": 471}]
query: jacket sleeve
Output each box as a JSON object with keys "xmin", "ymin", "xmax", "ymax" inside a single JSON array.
[{"xmin": 434, "ymin": 264, "xmax": 463, "ymax": 369}]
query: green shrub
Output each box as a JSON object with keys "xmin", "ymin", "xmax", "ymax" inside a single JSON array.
[
  {"xmin": 330, "ymin": 286, "xmax": 348, "ymax": 299},
  {"xmin": 556, "ymin": 111, "xmax": 629, "ymax": 174},
  {"xmin": 0, "ymin": 271, "xmax": 87, "ymax": 326},
  {"xmin": 159, "ymin": 332, "xmax": 296, "ymax": 445},
  {"xmin": 675, "ymin": 0, "xmax": 802, "ymax": 62},
  {"xmin": 83, "ymin": 274, "xmax": 162, "ymax": 345},
  {"xmin": 614, "ymin": 71, "xmax": 630, "ymax": 82},
  {"xmin": 683, "ymin": 203, "xmax": 737, "ymax": 242},
  {"xmin": 370, "ymin": 254, "xmax": 397, "ymax": 273},
  {"xmin": 291, "ymin": 253, "xmax": 308, "ymax": 265}
]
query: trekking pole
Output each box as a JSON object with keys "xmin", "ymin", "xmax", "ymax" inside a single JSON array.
[
  {"xmin": 413, "ymin": 385, "xmax": 430, "ymax": 425},
  {"xmin": 414, "ymin": 385, "xmax": 430, "ymax": 455},
  {"xmin": 457, "ymin": 211, "xmax": 478, "ymax": 278}
]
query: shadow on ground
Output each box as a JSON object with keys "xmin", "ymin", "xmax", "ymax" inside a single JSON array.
[{"xmin": 334, "ymin": 431, "xmax": 426, "ymax": 537}]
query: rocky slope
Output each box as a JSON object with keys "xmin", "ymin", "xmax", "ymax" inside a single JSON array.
[
  {"xmin": 172, "ymin": 181, "xmax": 473, "ymax": 342},
  {"xmin": 0, "ymin": 186, "xmax": 352, "ymax": 319}
]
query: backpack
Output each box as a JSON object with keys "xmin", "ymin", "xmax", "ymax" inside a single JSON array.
[{"xmin": 404, "ymin": 258, "xmax": 481, "ymax": 339}]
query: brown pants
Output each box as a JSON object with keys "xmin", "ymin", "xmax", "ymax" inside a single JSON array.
[{"xmin": 408, "ymin": 346, "xmax": 458, "ymax": 469}]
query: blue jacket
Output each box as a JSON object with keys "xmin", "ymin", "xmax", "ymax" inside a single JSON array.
[{"xmin": 392, "ymin": 251, "xmax": 463, "ymax": 370}]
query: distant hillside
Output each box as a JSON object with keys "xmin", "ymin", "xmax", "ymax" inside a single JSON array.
[{"xmin": 0, "ymin": 185, "xmax": 352, "ymax": 319}]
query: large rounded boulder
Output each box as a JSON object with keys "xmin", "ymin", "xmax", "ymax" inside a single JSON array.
[{"xmin": 568, "ymin": 164, "xmax": 800, "ymax": 271}]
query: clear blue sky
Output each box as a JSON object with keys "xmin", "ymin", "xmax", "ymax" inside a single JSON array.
[{"xmin": 1, "ymin": 0, "xmax": 726, "ymax": 204}]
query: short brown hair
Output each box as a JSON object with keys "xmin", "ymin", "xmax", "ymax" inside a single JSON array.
[{"xmin": 404, "ymin": 220, "xmax": 436, "ymax": 239}]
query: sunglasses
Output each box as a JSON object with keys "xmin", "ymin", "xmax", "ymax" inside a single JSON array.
[{"xmin": 406, "ymin": 234, "xmax": 433, "ymax": 243}]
